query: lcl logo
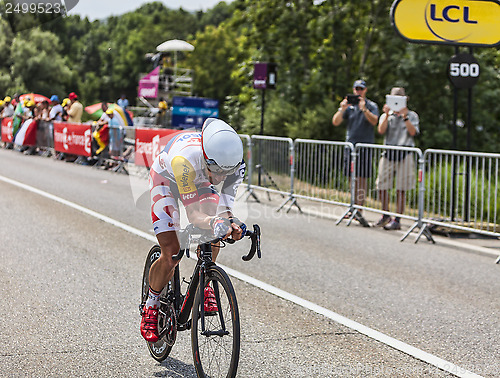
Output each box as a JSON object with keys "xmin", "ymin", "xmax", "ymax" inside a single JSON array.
[
  {"xmin": 391, "ymin": 0, "xmax": 500, "ymax": 47},
  {"xmin": 426, "ymin": 3, "xmax": 477, "ymax": 24},
  {"xmin": 424, "ymin": 1, "xmax": 479, "ymax": 42}
]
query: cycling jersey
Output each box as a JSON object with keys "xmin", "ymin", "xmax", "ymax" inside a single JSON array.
[{"xmin": 149, "ymin": 130, "xmax": 245, "ymax": 234}]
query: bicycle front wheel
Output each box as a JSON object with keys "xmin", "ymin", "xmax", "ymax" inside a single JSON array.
[{"xmin": 191, "ymin": 265, "xmax": 240, "ymax": 378}]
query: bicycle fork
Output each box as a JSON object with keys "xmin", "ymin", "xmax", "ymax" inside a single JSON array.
[
  {"xmin": 198, "ymin": 243, "xmax": 230, "ymax": 337},
  {"xmin": 201, "ymin": 277, "xmax": 229, "ymax": 337}
]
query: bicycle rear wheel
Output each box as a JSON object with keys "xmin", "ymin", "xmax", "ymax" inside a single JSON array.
[
  {"xmin": 191, "ymin": 265, "xmax": 240, "ymax": 378},
  {"xmin": 141, "ymin": 245, "xmax": 176, "ymax": 362}
]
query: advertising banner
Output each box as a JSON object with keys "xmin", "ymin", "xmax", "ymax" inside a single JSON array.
[
  {"xmin": 1, "ymin": 117, "xmax": 13, "ymax": 142},
  {"xmin": 391, "ymin": 0, "xmax": 500, "ymax": 47},
  {"xmin": 135, "ymin": 127, "xmax": 180, "ymax": 167},
  {"xmin": 53, "ymin": 122, "xmax": 92, "ymax": 156},
  {"xmin": 253, "ymin": 62, "xmax": 277, "ymax": 90},
  {"xmin": 171, "ymin": 96, "xmax": 219, "ymax": 129},
  {"xmin": 138, "ymin": 66, "xmax": 160, "ymax": 98}
]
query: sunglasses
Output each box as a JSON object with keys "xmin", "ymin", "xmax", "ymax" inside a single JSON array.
[
  {"xmin": 204, "ymin": 158, "xmax": 241, "ymax": 176},
  {"xmin": 354, "ymin": 87, "xmax": 365, "ymax": 91}
]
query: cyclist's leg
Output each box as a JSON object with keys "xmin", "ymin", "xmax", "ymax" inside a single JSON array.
[
  {"xmin": 149, "ymin": 166, "xmax": 182, "ymax": 291},
  {"xmin": 149, "ymin": 231, "xmax": 180, "ymax": 292},
  {"xmin": 141, "ymin": 232, "xmax": 180, "ymax": 342},
  {"xmin": 143, "ymin": 169, "xmax": 181, "ymax": 342}
]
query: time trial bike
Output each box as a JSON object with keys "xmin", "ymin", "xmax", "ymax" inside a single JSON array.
[{"xmin": 140, "ymin": 223, "xmax": 261, "ymax": 377}]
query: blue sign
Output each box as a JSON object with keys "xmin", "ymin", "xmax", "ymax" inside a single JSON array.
[{"xmin": 171, "ymin": 96, "xmax": 219, "ymax": 129}]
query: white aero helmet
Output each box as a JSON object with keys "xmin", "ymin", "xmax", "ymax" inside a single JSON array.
[{"xmin": 201, "ymin": 118, "xmax": 243, "ymax": 175}]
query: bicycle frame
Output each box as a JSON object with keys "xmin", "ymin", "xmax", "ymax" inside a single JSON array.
[{"xmin": 168, "ymin": 240, "xmax": 216, "ymax": 332}]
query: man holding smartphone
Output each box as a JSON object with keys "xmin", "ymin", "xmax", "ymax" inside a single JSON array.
[{"xmin": 332, "ymin": 79, "xmax": 379, "ymax": 227}]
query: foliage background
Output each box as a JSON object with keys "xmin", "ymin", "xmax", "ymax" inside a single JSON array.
[{"xmin": 0, "ymin": 0, "xmax": 499, "ymax": 152}]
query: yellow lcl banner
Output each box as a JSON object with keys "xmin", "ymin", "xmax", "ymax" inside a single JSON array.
[{"xmin": 391, "ymin": 0, "xmax": 500, "ymax": 46}]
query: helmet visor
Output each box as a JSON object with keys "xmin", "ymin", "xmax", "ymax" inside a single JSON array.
[{"xmin": 204, "ymin": 158, "xmax": 241, "ymax": 176}]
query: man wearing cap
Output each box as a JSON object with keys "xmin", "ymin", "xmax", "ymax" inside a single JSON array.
[
  {"xmin": 375, "ymin": 87, "xmax": 419, "ymax": 230},
  {"xmin": 67, "ymin": 92, "xmax": 83, "ymax": 123},
  {"xmin": 49, "ymin": 95, "xmax": 63, "ymax": 121},
  {"xmin": 1, "ymin": 96, "xmax": 14, "ymax": 118},
  {"xmin": 332, "ymin": 79, "xmax": 379, "ymax": 227}
]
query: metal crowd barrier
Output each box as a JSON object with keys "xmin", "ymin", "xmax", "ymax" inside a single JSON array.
[
  {"xmin": 3, "ymin": 117, "xmax": 499, "ymax": 256},
  {"xmin": 419, "ymin": 149, "xmax": 500, "ymax": 240},
  {"xmin": 238, "ymin": 134, "xmax": 259, "ymax": 202},
  {"xmin": 250, "ymin": 135, "xmax": 299, "ymax": 212},
  {"xmin": 350, "ymin": 143, "xmax": 429, "ymax": 239},
  {"xmin": 293, "ymin": 139, "xmax": 353, "ymax": 209},
  {"xmin": 37, "ymin": 120, "xmax": 54, "ymax": 149}
]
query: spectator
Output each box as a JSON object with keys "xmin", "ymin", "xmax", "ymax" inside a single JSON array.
[
  {"xmin": 117, "ymin": 94, "xmax": 129, "ymax": 109},
  {"xmin": 2, "ymin": 96, "xmax": 14, "ymax": 117},
  {"xmin": 21, "ymin": 100, "xmax": 38, "ymax": 154},
  {"xmin": 49, "ymin": 95, "xmax": 63, "ymax": 121},
  {"xmin": 61, "ymin": 98, "xmax": 70, "ymax": 121},
  {"xmin": 375, "ymin": 87, "xmax": 419, "ymax": 230},
  {"xmin": 67, "ymin": 92, "xmax": 83, "ymax": 123},
  {"xmin": 156, "ymin": 99, "xmax": 168, "ymax": 127},
  {"xmin": 332, "ymin": 79, "xmax": 379, "ymax": 227},
  {"xmin": 12, "ymin": 96, "xmax": 27, "ymax": 139},
  {"xmin": 24, "ymin": 100, "xmax": 36, "ymax": 119},
  {"xmin": 107, "ymin": 108, "xmax": 124, "ymax": 156},
  {"xmin": 96, "ymin": 102, "xmax": 111, "ymax": 126},
  {"xmin": 93, "ymin": 109, "xmax": 111, "ymax": 155},
  {"xmin": 36, "ymin": 100, "xmax": 50, "ymax": 122}
]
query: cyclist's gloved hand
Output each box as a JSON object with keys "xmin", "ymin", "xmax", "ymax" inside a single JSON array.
[
  {"xmin": 211, "ymin": 216, "xmax": 232, "ymax": 239},
  {"xmin": 230, "ymin": 217, "xmax": 247, "ymax": 240}
]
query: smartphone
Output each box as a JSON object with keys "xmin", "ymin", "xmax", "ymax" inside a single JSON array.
[{"xmin": 346, "ymin": 94, "xmax": 360, "ymax": 105}]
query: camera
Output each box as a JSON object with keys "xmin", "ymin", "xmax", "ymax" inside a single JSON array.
[{"xmin": 346, "ymin": 94, "xmax": 360, "ymax": 105}]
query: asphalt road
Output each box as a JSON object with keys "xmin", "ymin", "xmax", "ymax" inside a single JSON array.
[{"xmin": 0, "ymin": 148, "xmax": 498, "ymax": 377}]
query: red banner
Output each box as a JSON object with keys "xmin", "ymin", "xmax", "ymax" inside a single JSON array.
[
  {"xmin": 53, "ymin": 122, "xmax": 92, "ymax": 157},
  {"xmin": 135, "ymin": 128, "xmax": 180, "ymax": 167},
  {"xmin": 1, "ymin": 117, "xmax": 13, "ymax": 142}
]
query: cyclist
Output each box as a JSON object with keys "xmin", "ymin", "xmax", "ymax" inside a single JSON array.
[{"xmin": 141, "ymin": 118, "xmax": 247, "ymax": 343}]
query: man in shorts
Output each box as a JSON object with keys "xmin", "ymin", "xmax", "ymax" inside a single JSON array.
[
  {"xmin": 375, "ymin": 87, "xmax": 419, "ymax": 230},
  {"xmin": 141, "ymin": 118, "xmax": 247, "ymax": 343},
  {"xmin": 332, "ymin": 79, "xmax": 379, "ymax": 227}
]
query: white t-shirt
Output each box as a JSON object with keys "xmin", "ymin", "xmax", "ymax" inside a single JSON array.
[{"xmin": 49, "ymin": 104, "xmax": 63, "ymax": 121}]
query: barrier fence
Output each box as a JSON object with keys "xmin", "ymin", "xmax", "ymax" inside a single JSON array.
[
  {"xmin": 1, "ymin": 118, "xmax": 499, "ymax": 259},
  {"xmin": 238, "ymin": 134, "xmax": 258, "ymax": 202},
  {"xmin": 247, "ymin": 136, "xmax": 500, "ymax": 258},
  {"xmin": 250, "ymin": 135, "xmax": 298, "ymax": 211},
  {"xmin": 420, "ymin": 149, "xmax": 500, "ymax": 238},
  {"xmin": 293, "ymin": 139, "xmax": 352, "ymax": 208},
  {"xmin": 353, "ymin": 143, "xmax": 425, "ymax": 239}
]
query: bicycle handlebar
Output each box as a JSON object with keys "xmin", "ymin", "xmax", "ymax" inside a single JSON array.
[
  {"xmin": 171, "ymin": 223, "xmax": 261, "ymax": 261},
  {"xmin": 226, "ymin": 224, "xmax": 261, "ymax": 261}
]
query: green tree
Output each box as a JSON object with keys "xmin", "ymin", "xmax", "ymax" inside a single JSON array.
[
  {"xmin": 10, "ymin": 28, "xmax": 72, "ymax": 96},
  {"xmin": 187, "ymin": 24, "xmax": 249, "ymax": 120}
]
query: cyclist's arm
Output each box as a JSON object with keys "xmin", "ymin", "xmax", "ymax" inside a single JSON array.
[
  {"xmin": 217, "ymin": 161, "xmax": 246, "ymax": 215},
  {"xmin": 219, "ymin": 162, "xmax": 247, "ymax": 239},
  {"xmin": 185, "ymin": 203, "xmax": 212, "ymax": 229}
]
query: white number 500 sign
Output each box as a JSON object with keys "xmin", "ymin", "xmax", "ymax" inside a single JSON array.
[{"xmin": 449, "ymin": 63, "xmax": 480, "ymax": 77}]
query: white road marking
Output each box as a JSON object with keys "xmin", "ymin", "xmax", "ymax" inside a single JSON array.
[{"xmin": 0, "ymin": 175, "xmax": 483, "ymax": 378}]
